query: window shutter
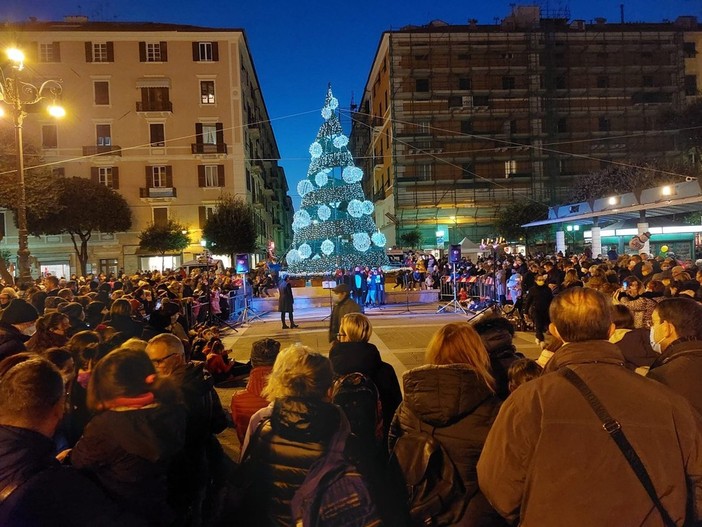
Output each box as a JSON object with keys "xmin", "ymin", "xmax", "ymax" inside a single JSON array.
[
  {"xmin": 112, "ymin": 167, "xmax": 120, "ymax": 189},
  {"xmin": 192, "ymin": 42, "xmax": 199, "ymax": 61},
  {"xmin": 85, "ymin": 42, "xmax": 93, "ymax": 62},
  {"xmin": 195, "ymin": 123, "xmax": 203, "ymax": 144},
  {"xmin": 212, "ymin": 42, "xmax": 219, "ymax": 61},
  {"xmin": 106, "ymin": 42, "xmax": 114, "ymax": 62},
  {"xmin": 52, "ymin": 42, "xmax": 61, "ymax": 61},
  {"xmin": 91, "ymin": 167, "xmax": 99, "ymax": 183},
  {"xmin": 217, "ymin": 165, "xmax": 225, "ymax": 187},
  {"xmin": 139, "ymin": 42, "xmax": 146, "ymax": 62},
  {"xmin": 215, "ymin": 123, "xmax": 224, "ymax": 145},
  {"xmin": 197, "ymin": 166, "xmax": 205, "ymax": 187},
  {"xmin": 165, "ymin": 166, "xmax": 173, "ymax": 187},
  {"xmin": 160, "ymin": 42, "xmax": 168, "ymax": 61},
  {"xmin": 145, "ymin": 166, "xmax": 152, "ymax": 188},
  {"xmin": 198, "ymin": 207, "xmax": 207, "ymax": 229}
]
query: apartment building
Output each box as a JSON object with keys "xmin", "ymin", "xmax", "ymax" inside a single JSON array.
[
  {"xmin": 350, "ymin": 6, "xmax": 700, "ymax": 248},
  {"xmin": 0, "ymin": 18, "xmax": 293, "ymax": 276}
]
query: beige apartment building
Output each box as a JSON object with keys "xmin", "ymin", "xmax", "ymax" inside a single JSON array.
[
  {"xmin": 0, "ymin": 18, "xmax": 293, "ymax": 277},
  {"xmin": 350, "ymin": 6, "xmax": 701, "ymax": 249}
]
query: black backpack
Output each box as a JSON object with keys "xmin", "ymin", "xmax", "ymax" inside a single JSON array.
[
  {"xmin": 389, "ymin": 407, "xmax": 466, "ymax": 526},
  {"xmin": 332, "ymin": 372, "xmax": 383, "ymax": 446}
]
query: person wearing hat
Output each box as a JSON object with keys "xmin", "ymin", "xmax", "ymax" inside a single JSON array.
[
  {"xmin": 328, "ymin": 283, "xmax": 361, "ymax": 343},
  {"xmin": 0, "ymin": 299, "xmax": 39, "ymax": 360},
  {"xmin": 230, "ymin": 338, "xmax": 281, "ymax": 443},
  {"xmin": 59, "ymin": 302, "xmax": 89, "ymax": 337},
  {"xmin": 278, "ymin": 276, "xmax": 298, "ymax": 329}
]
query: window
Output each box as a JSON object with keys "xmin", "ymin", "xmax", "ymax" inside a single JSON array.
[
  {"xmin": 39, "ymin": 42, "xmax": 60, "ymax": 62},
  {"xmin": 152, "ymin": 166, "xmax": 167, "ymax": 187},
  {"xmin": 153, "ymin": 207, "xmax": 168, "ymax": 226},
  {"xmin": 98, "ymin": 167, "xmax": 113, "ymax": 187},
  {"xmin": 42, "ymin": 125, "xmax": 58, "ymax": 149},
  {"xmin": 458, "ymin": 77, "xmax": 471, "ymax": 90},
  {"xmin": 199, "ymin": 165, "xmax": 224, "ymax": 188},
  {"xmin": 149, "ymin": 123, "xmax": 165, "ymax": 146},
  {"xmin": 204, "ymin": 166, "xmax": 218, "ymax": 187},
  {"xmin": 598, "ymin": 116, "xmax": 611, "ymax": 132},
  {"xmin": 202, "ymin": 124, "xmax": 218, "ymax": 144},
  {"xmin": 91, "ymin": 43, "xmax": 111, "ymax": 62},
  {"xmin": 200, "ymin": 81, "xmax": 215, "ymax": 104},
  {"xmin": 473, "ymin": 95, "xmax": 489, "ymax": 107},
  {"xmin": 96, "ymin": 124, "xmax": 111, "ymax": 146},
  {"xmin": 193, "ymin": 42, "xmax": 219, "ymax": 61},
  {"xmin": 448, "ymin": 96, "xmax": 462, "ymax": 108},
  {"xmin": 597, "ymin": 76, "xmax": 609, "ymax": 88},
  {"xmin": 198, "ymin": 206, "xmax": 216, "ymax": 228},
  {"xmin": 505, "ymin": 160, "xmax": 517, "ymax": 178},
  {"xmin": 684, "ymin": 42, "xmax": 697, "ymax": 58},
  {"xmin": 94, "ymin": 81, "xmax": 110, "ymax": 105},
  {"xmin": 685, "ymin": 75, "xmax": 698, "ymax": 96},
  {"xmin": 502, "ymin": 76, "xmax": 516, "ymax": 90},
  {"xmin": 139, "ymin": 42, "xmax": 167, "ymax": 62},
  {"xmin": 555, "ymin": 76, "xmax": 566, "ymax": 89},
  {"xmin": 415, "ymin": 79, "xmax": 429, "ymax": 92},
  {"xmin": 138, "ymin": 87, "xmax": 171, "ymax": 112},
  {"xmin": 416, "ymin": 120, "xmax": 430, "ymax": 134},
  {"xmin": 558, "ymin": 117, "xmax": 567, "ymax": 133},
  {"xmin": 643, "ymin": 75, "xmax": 654, "ymax": 87},
  {"xmin": 417, "ymin": 164, "xmax": 432, "ymax": 181},
  {"xmin": 460, "ymin": 120, "xmax": 473, "ymax": 134}
]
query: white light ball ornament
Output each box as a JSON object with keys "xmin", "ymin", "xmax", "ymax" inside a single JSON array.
[
  {"xmin": 333, "ymin": 134, "xmax": 349, "ymax": 148},
  {"xmin": 347, "ymin": 199, "xmax": 364, "ymax": 218},
  {"xmin": 353, "ymin": 232, "xmax": 371, "ymax": 252},
  {"xmin": 362, "ymin": 200, "xmax": 374, "ymax": 215},
  {"xmin": 317, "ymin": 204, "xmax": 331, "ymax": 221},
  {"xmin": 293, "ymin": 210, "xmax": 311, "ymax": 228},
  {"xmin": 321, "ymin": 107, "xmax": 332, "ymax": 120},
  {"xmin": 321, "ymin": 239, "xmax": 335, "ymax": 255},
  {"xmin": 372, "ymin": 232, "xmax": 387, "ymax": 247},
  {"xmin": 329, "ymin": 97, "xmax": 339, "ymax": 110},
  {"xmin": 309, "ymin": 142, "xmax": 322, "ymax": 158},
  {"xmin": 286, "ymin": 249, "xmax": 301, "ymax": 264},
  {"xmin": 298, "ymin": 244, "xmax": 312, "ymax": 259},
  {"xmin": 342, "ymin": 166, "xmax": 363, "ymax": 184},
  {"xmin": 297, "ymin": 179, "xmax": 314, "ymax": 197},
  {"xmin": 315, "ymin": 171, "xmax": 329, "ymax": 187}
]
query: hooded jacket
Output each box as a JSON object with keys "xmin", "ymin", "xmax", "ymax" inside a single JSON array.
[
  {"xmin": 478, "ymin": 341, "xmax": 702, "ymax": 526},
  {"xmin": 389, "ymin": 364, "xmax": 502, "ymax": 516},
  {"xmin": 0, "ymin": 425, "xmax": 146, "ymax": 527},
  {"xmin": 231, "ymin": 365, "xmax": 273, "ymax": 443}
]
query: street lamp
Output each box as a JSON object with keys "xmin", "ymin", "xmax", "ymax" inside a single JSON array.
[{"xmin": 0, "ymin": 47, "xmax": 64, "ymax": 285}]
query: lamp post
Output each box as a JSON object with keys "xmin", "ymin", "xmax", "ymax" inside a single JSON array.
[{"xmin": 0, "ymin": 48, "xmax": 64, "ymax": 286}]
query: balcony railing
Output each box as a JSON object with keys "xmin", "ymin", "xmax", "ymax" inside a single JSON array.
[
  {"xmin": 191, "ymin": 143, "xmax": 228, "ymax": 154},
  {"xmin": 136, "ymin": 101, "xmax": 173, "ymax": 112},
  {"xmin": 139, "ymin": 187, "xmax": 177, "ymax": 198},
  {"xmin": 83, "ymin": 145, "xmax": 122, "ymax": 157}
]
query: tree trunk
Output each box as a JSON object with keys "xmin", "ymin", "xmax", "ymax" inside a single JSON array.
[{"xmin": 69, "ymin": 231, "xmax": 91, "ymax": 277}]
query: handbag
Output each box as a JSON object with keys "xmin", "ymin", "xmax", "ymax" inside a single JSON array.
[{"xmin": 559, "ymin": 366, "xmax": 677, "ymax": 527}]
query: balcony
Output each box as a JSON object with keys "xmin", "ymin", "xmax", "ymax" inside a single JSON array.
[
  {"xmin": 191, "ymin": 143, "xmax": 228, "ymax": 154},
  {"xmin": 136, "ymin": 101, "xmax": 173, "ymax": 112},
  {"xmin": 139, "ymin": 187, "xmax": 177, "ymax": 199},
  {"xmin": 83, "ymin": 145, "xmax": 122, "ymax": 157}
]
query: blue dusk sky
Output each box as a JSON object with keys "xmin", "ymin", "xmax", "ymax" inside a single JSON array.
[{"xmin": 1, "ymin": 0, "xmax": 700, "ymax": 209}]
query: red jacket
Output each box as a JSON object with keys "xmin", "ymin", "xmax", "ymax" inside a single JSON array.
[{"xmin": 230, "ymin": 366, "xmax": 272, "ymax": 443}]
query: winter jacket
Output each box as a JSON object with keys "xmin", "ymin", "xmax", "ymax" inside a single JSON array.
[
  {"xmin": 0, "ymin": 425, "xmax": 146, "ymax": 527},
  {"xmin": 610, "ymin": 328, "xmax": 658, "ymax": 370},
  {"xmin": 231, "ymin": 365, "xmax": 273, "ymax": 443},
  {"xmin": 328, "ymin": 296, "xmax": 362, "ymax": 342},
  {"xmin": 278, "ymin": 281, "xmax": 294, "ymax": 312},
  {"xmin": 648, "ymin": 337, "xmax": 702, "ymax": 416},
  {"xmin": 478, "ymin": 341, "xmax": 702, "ymax": 526},
  {"xmin": 0, "ymin": 322, "xmax": 29, "ymax": 360},
  {"xmin": 242, "ymin": 397, "xmax": 341, "ymax": 527},
  {"xmin": 104, "ymin": 315, "xmax": 144, "ymax": 340},
  {"xmin": 329, "ymin": 341, "xmax": 402, "ymax": 440},
  {"xmin": 72, "ymin": 403, "xmax": 186, "ymax": 526},
  {"xmin": 389, "ymin": 364, "xmax": 502, "ymax": 524},
  {"xmin": 522, "ymin": 284, "xmax": 552, "ymax": 322}
]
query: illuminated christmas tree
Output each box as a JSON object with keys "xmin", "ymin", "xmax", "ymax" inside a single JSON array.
[{"xmin": 286, "ymin": 85, "xmax": 388, "ymax": 274}]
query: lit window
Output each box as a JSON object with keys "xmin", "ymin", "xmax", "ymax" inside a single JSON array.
[
  {"xmin": 204, "ymin": 166, "xmax": 218, "ymax": 187},
  {"xmin": 39, "ymin": 43, "xmax": 59, "ymax": 62},
  {"xmin": 200, "ymin": 81, "xmax": 215, "ymax": 104},
  {"xmin": 505, "ymin": 160, "xmax": 517, "ymax": 178},
  {"xmin": 146, "ymin": 43, "xmax": 162, "ymax": 62},
  {"xmin": 96, "ymin": 124, "xmax": 111, "ymax": 146},
  {"xmin": 98, "ymin": 167, "xmax": 113, "ymax": 187},
  {"xmin": 202, "ymin": 124, "xmax": 217, "ymax": 144},
  {"xmin": 198, "ymin": 42, "xmax": 213, "ymax": 61},
  {"xmin": 152, "ymin": 166, "xmax": 167, "ymax": 187},
  {"xmin": 93, "ymin": 43, "xmax": 109, "ymax": 62}
]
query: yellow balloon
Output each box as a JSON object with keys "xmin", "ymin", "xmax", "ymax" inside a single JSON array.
[{"xmin": 660, "ymin": 245, "xmax": 669, "ymax": 253}]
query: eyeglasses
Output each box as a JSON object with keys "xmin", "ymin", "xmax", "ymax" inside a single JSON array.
[{"xmin": 151, "ymin": 353, "xmax": 178, "ymax": 365}]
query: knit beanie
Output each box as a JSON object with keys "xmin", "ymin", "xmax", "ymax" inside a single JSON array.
[{"xmin": 2, "ymin": 299, "xmax": 39, "ymax": 325}]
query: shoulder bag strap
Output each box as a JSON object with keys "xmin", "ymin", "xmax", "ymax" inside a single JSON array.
[{"xmin": 559, "ymin": 366, "xmax": 677, "ymax": 527}]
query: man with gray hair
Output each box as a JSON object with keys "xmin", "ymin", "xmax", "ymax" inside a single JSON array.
[{"xmin": 478, "ymin": 287, "xmax": 702, "ymax": 525}]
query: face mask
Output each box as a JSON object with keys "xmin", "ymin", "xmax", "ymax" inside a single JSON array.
[
  {"xmin": 649, "ymin": 326, "xmax": 664, "ymax": 354},
  {"xmin": 77, "ymin": 370, "xmax": 92, "ymax": 389}
]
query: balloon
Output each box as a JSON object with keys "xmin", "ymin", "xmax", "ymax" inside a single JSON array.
[{"xmin": 661, "ymin": 245, "xmax": 669, "ymax": 253}]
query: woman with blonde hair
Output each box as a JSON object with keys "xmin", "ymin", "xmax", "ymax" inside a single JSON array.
[
  {"xmin": 239, "ymin": 343, "xmax": 380, "ymax": 527},
  {"xmin": 390, "ymin": 322, "xmax": 505, "ymax": 526}
]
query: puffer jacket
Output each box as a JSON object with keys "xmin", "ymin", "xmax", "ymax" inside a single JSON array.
[
  {"xmin": 231, "ymin": 365, "xmax": 273, "ymax": 443},
  {"xmin": 389, "ymin": 364, "xmax": 502, "ymax": 522},
  {"xmin": 242, "ymin": 397, "xmax": 340, "ymax": 527}
]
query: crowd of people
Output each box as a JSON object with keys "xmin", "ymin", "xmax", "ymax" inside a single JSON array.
[{"xmin": 1, "ymin": 250, "xmax": 702, "ymax": 526}]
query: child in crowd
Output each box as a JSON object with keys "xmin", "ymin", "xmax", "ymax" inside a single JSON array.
[{"xmin": 507, "ymin": 358, "xmax": 542, "ymax": 393}]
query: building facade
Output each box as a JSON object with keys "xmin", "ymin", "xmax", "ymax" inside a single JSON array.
[
  {"xmin": 350, "ymin": 6, "xmax": 700, "ymax": 249},
  {"xmin": 0, "ymin": 18, "xmax": 293, "ymax": 277}
]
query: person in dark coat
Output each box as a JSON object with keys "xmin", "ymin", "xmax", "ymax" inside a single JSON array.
[
  {"xmin": 103, "ymin": 299, "xmax": 144, "ymax": 340},
  {"xmin": 277, "ymin": 276, "xmax": 297, "ymax": 329},
  {"xmin": 647, "ymin": 297, "xmax": 702, "ymax": 415},
  {"xmin": 0, "ymin": 299, "xmax": 38, "ymax": 360},
  {"xmin": 0, "ymin": 356, "xmax": 146, "ymax": 527},
  {"xmin": 609, "ymin": 304, "xmax": 657, "ymax": 371},
  {"xmin": 389, "ymin": 322, "xmax": 505, "ymax": 526},
  {"xmin": 330, "ymin": 313, "xmax": 402, "ymax": 442},
  {"xmin": 522, "ymin": 274, "xmax": 553, "ymax": 344},
  {"xmin": 328, "ymin": 284, "xmax": 361, "ymax": 342}
]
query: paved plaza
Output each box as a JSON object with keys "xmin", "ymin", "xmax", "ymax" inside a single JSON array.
[{"xmin": 216, "ymin": 302, "xmax": 541, "ymax": 460}]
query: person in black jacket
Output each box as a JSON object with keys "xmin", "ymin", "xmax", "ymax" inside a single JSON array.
[
  {"xmin": 0, "ymin": 356, "xmax": 146, "ymax": 527},
  {"xmin": 277, "ymin": 276, "xmax": 298, "ymax": 329},
  {"xmin": 471, "ymin": 315, "xmax": 524, "ymax": 400},
  {"xmin": 0, "ymin": 299, "xmax": 38, "ymax": 360},
  {"xmin": 523, "ymin": 274, "xmax": 553, "ymax": 345}
]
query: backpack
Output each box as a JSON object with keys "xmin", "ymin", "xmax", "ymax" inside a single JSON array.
[
  {"xmin": 291, "ymin": 412, "xmax": 382, "ymax": 527},
  {"xmin": 388, "ymin": 407, "xmax": 466, "ymax": 526},
  {"xmin": 332, "ymin": 372, "xmax": 383, "ymax": 446}
]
